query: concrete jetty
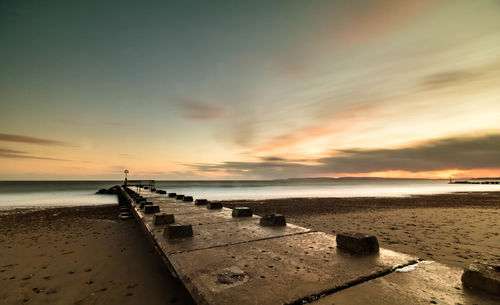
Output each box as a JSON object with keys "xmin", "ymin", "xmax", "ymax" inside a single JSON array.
[{"xmin": 116, "ymin": 185, "xmax": 500, "ymax": 305}]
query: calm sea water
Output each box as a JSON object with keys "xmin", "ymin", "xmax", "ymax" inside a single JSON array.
[{"xmin": 1, "ymin": 179, "xmax": 500, "ymax": 209}]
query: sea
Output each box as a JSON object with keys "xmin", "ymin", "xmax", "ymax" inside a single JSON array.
[{"xmin": 1, "ymin": 178, "xmax": 500, "ymax": 210}]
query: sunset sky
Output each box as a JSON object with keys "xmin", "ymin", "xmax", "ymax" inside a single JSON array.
[{"xmin": 1, "ymin": 0, "xmax": 500, "ymax": 180}]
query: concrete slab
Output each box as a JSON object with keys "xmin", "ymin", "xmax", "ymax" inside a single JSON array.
[
  {"xmin": 162, "ymin": 208, "xmax": 255, "ymax": 225},
  {"xmin": 157, "ymin": 220, "xmax": 311, "ymax": 255},
  {"xmin": 311, "ymin": 261, "xmax": 500, "ymax": 305},
  {"xmin": 168, "ymin": 232, "xmax": 417, "ymax": 305},
  {"xmin": 141, "ymin": 206, "xmax": 253, "ymax": 226},
  {"xmin": 131, "ymin": 189, "xmax": 311, "ymax": 254}
]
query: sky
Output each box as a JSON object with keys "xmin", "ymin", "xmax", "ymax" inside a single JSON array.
[{"xmin": 1, "ymin": 0, "xmax": 500, "ymax": 180}]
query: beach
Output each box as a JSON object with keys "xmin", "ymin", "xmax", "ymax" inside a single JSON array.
[
  {"xmin": 0, "ymin": 205, "xmax": 194, "ymax": 305},
  {"xmin": 1, "ymin": 192, "xmax": 499, "ymax": 304}
]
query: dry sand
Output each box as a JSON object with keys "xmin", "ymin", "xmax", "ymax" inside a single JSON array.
[{"xmin": 0, "ymin": 205, "xmax": 194, "ymax": 305}]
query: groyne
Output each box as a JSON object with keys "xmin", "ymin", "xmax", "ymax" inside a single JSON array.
[{"xmin": 114, "ymin": 185, "xmax": 499, "ymax": 305}]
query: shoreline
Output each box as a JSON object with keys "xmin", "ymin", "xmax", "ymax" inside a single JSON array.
[{"xmin": 2, "ymin": 190, "xmax": 500, "ymax": 212}]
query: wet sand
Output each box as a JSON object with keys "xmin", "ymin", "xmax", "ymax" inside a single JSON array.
[{"xmin": 0, "ymin": 205, "xmax": 194, "ymax": 305}]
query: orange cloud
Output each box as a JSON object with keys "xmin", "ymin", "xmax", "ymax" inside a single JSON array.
[
  {"xmin": 252, "ymin": 103, "xmax": 382, "ymax": 154},
  {"xmin": 331, "ymin": 169, "xmax": 500, "ymax": 179}
]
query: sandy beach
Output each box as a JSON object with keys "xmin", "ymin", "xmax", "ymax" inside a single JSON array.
[
  {"xmin": 0, "ymin": 205, "xmax": 194, "ymax": 305},
  {"xmin": 1, "ymin": 192, "xmax": 499, "ymax": 304}
]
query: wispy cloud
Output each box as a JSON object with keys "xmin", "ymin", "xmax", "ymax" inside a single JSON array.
[
  {"xmin": 0, "ymin": 148, "xmax": 70, "ymax": 161},
  {"xmin": 55, "ymin": 119, "xmax": 130, "ymax": 127},
  {"xmin": 176, "ymin": 98, "xmax": 230, "ymax": 120},
  {"xmin": 0, "ymin": 133, "xmax": 72, "ymax": 146},
  {"xmin": 191, "ymin": 133, "xmax": 500, "ymax": 178}
]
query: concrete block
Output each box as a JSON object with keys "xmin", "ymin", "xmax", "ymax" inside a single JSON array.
[
  {"xmin": 163, "ymin": 223, "xmax": 193, "ymax": 239},
  {"xmin": 168, "ymin": 193, "xmax": 177, "ymax": 197},
  {"xmin": 135, "ymin": 198, "xmax": 146, "ymax": 205},
  {"xmin": 183, "ymin": 196, "xmax": 193, "ymax": 202},
  {"xmin": 207, "ymin": 201, "xmax": 222, "ymax": 209},
  {"xmin": 140, "ymin": 201, "xmax": 153, "ymax": 209},
  {"xmin": 336, "ymin": 232, "xmax": 379, "ymax": 255},
  {"xmin": 194, "ymin": 199, "xmax": 208, "ymax": 205},
  {"xmin": 462, "ymin": 262, "xmax": 500, "ymax": 296},
  {"xmin": 176, "ymin": 194, "xmax": 185, "ymax": 200},
  {"xmin": 153, "ymin": 213, "xmax": 175, "ymax": 225},
  {"xmin": 232, "ymin": 207, "xmax": 253, "ymax": 217},
  {"xmin": 144, "ymin": 205, "xmax": 160, "ymax": 214},
  {"xmin": 119, "ymin": 212, "xmax": 134, "ymax": 220},
  {"xmin": 260, "ymin": 214, "xmax": 286, "ymax": 226}
]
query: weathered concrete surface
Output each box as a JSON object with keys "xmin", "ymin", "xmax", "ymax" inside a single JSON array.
[
  {"xmin": 164, "ymin": 223, "xmax": 194, "ymax": 239},
  {"xmin": 153, "ymin": 213, "xmax": 175, "ymax": 225},
  {"xmin": 232, "ymin": 207, "xmax": 253, "ymax": 217},
  {"xmin": 336, "ymin": 232, "xmax": 379, "ymax": 255},
  {"xmin": 260, "ymin": 214, "xmax": 286, "ymax": 227},
  {"xmin": 207, "ymin": 201, "xmax": 222, "ymax": 209},
  {"xmin": 158, "ymin": 220, "xmax": 310, "ymax": 255},
  {"xmin": 120, "ymin": 186, "xmax": 454, "ymax": 305},
  {"xmin": 312, "ymin": 261, "xmax": 500, "ymax": 305},
  {"xmin": 144, "ymin": 204, "xmax": 160, "ymax": 214},
  {"xmin": 168, "ymin": 232, "xmax": 416, "ymax": 305},
  {"xmin": 462, "ymin": 262, "xmax": 500, "ymax": 296}
]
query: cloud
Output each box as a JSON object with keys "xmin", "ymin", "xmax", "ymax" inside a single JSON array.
[
  {"xmin": 190, "ymin": 133, "xmax": 500, "ymax": 178},
  {"xmin": 420, "ymin": 59, "xmax": 500, "ymax": 90},
  {"xmin": 250, "ymin": 102, "xmax": 382, "ymax": 153},
  {"xmin": 55, "ymin": 119, "xmax": 130, "ymax": 127},
  {"xmin": 328, "ymin": 133, "xmax": 500, "ymax": 172},
  {"xmin": 0, "ymin": 148, "xmax": 70, "ymax": 161},
  {"xmin": 176, "ymin": 98, "xmax": 230, "ymax": 120},
  {"xmin": 422, "ymin": 70, "xmax": 476, "ymax": 89},
  {"xmin": 0, "ymin": 133, "xmax": 72, "ymax": 146}
]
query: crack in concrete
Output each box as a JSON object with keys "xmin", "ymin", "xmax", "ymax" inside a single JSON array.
[{"xmin": 284, "ymin": 259, "xmax": 423, "ymax": 305}]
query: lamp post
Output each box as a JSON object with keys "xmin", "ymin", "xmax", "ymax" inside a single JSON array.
[{"xmin": 124, "ymin": 169, "xmax": 129, "ymax": 185}]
